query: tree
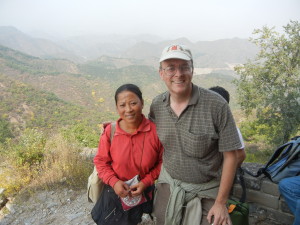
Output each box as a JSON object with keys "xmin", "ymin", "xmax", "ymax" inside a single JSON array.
[
  {"xmin": 234, "ymin": 21, "xmax": 300, "ymax": 145},
  {"xmin": 0, "ymin": 118, "xmax": 14, "ymax": 143}
]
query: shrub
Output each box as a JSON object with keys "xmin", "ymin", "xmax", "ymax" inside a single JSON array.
[
  {"xmin": 0, "ymin": 129, "xmax": 46, "ymax": 196},
  {"xmin": 60, "ymin": 122, "xmax": 100, "ymax": 148},
  {"xmin": 32, "ymin": 133, "xmax": 93, "ymax": 189},
  {"xmin": 244, "ymin": 142, "xmax": 274, "ymax": 164},
  {"xmin": 0, "ymin": 118, "xmax": 14, "ymax": 143},
  {"xmin": 0, "ymin": 129, "xmax": 93, "ymax": 198},
  {"xmin": 12, "ymin": 128, "xmax": 46, "ymax": 166}
]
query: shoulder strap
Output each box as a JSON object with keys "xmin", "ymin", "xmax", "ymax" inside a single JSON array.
[
  {"xmin": 244, "ymin": 142, "xmax": 294, "ymax": 177},
  {"xmin": 237, "ymin": 168, "xmax": 247, "ymax": 203},
  {"xmin": 265, "ymin": 137, "xmax": 300, "ymax": 168},
  {"xmin": 110, "ymin": 122, "xmax": 116, "ymax": 142}
]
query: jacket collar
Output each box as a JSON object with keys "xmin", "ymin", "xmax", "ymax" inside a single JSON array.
[{"xmin": 116, "ymin": 114, "xmax": 150, "ymax": 135}]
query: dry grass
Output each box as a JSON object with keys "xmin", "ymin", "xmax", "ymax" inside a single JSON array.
[
  {"xmin": 0, "ymin": 133, "xmax": 93, "ymax": 198},
  {"xmin": 0, "ymin": 163, "xmax": 33, "ymax": 197},
  {"xmin": 31, "ymin": 133, "xmax": 93, "ymax": 190}
]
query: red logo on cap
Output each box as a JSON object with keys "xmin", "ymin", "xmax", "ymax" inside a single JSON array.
[
  {"xmin": 167, "ymin": 45, "xmax": 184, "ymax": 53},
  {"xmin": 171, "ymin": 45, "xmax": 178, "ymax": 50}
]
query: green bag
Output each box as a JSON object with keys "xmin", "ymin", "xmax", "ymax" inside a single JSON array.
[
  {"xmin": 227, "ymin": 199, "xmax": 249, "ymax": 225},
  {"xmin": 227, "ymin": 168, "xmax": 249, "ymax": 225}
]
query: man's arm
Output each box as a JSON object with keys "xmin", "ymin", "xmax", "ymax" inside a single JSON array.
[{"xmin": 207, "ymin": 150, "xmax": 238, "ymax": 225}]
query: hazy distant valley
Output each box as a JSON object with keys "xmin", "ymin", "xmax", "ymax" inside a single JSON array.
[{"xmin": 0, "ymin": 26, "xmax": 258, "ymax": 135}]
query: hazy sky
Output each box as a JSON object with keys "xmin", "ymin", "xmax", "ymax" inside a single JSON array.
[{"xmin": 0, "ymin": 0, "xmax": 299, "ymax": 41}]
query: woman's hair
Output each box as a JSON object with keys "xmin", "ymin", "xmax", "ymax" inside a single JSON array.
[{"xmin": 115, "ymin": 84, "xmax": 143, "ymax": 104}]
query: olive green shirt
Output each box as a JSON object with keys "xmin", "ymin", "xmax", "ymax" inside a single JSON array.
[{"xmin": 149, "ymin": 84, "xmax": 241, "ymax": 184}]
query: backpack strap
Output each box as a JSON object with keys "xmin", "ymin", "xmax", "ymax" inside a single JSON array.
[
  {"xmin": 291, "ymin": 136, "xmax": 300, "ymax": 142},
  {"xmin": 237, "ymin": 167, "xmax": 247, "ymax": 203},
  {"xmin": 265, "ymin": 142, "xmax": 294, "ymax": 166},
  {"xmin": 110, "ymin": 122, "xmax": 116, "ymax": 142},
  {"xmin": 244, "ymin": 141, "xmax": 294, "ymax": 177},
  {"xmin": 243, "ymin": 136, "xmax": 300, "ymax": 178}
]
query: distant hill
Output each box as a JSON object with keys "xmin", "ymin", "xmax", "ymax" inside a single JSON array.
[
  {"xmin": 57, "ymin": 33, "xmax": 164, "ymax": 60},
  {"xmin": 0, "ymin": 45, "xmax": 164, "ymax": 113},
  {"xmin": 0, "ymin": 26, "xmax": 258, "ymax": 69},
  {"xmin": 121, "ymin": 37, "xmax": 258, "ymax": 68},
  {"xmin": 0, "ymin": 26, "xmax": 83, "ymax": 62},
  {"xmin": 0, "ymin": 26, "xmax": 165, "ymax": 63},
  {"xmin": 193, "ymin": 38, "xmax": 258, "ymax": 67},
  {"xmin": 0, "ymin": 45, "xmax": 79, "ymax": 75},
  {"xmin": 0, "ymin": 44, "xmax": 240, "ymax": 108}
]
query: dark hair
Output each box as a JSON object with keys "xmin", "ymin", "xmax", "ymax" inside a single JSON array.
[
  {"xmin": 115, "ymin": 84, "xmax": 143, "ymax": 104},
  {"xmin": 209, "ymin": 86, "xmax": 230, "ymax": 103}
]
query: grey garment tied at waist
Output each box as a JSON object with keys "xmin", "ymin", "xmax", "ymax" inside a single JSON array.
[{"xmin": 157, "ymin": 165, "xmax": 220, "ymax": 225}]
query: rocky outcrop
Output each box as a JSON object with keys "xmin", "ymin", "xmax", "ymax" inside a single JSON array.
[{"xmin": 0, "ymin": 189, "xmax": 8, "ymax": 212}]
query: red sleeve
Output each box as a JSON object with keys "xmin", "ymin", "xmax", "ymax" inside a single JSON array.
[
  {"xmin": 140, "ymin": 129, "xmax": 164, "ymax": 187},
  {"xmin": 94, "ymin": 124, "xmax": 119, "ymax": 188}
]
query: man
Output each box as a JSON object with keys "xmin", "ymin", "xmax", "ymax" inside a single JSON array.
[
  {"xmin": 209, "ymin": 86, "xmax": 246, "ymax": 168},
  {"xmin": 279, "ymin": 176, "xmax": 300, "ymax": 225},
  {"xmin": 149, "ymin": 44, "xmax": 241, "ymax": 225}
]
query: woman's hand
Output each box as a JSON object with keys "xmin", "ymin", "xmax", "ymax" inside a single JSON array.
[
  {"xmin": 129, "ymin": 181, "xmax": 146, "ymax": 197},
  {"xmin": 113, "ymin": 180, "xmax": 130, "ymax": 198}
]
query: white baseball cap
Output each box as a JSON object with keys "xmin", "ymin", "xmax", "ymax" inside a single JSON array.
[{"xmin": 159, "ymin": 44, "xmax": 193, "ymax": 62}]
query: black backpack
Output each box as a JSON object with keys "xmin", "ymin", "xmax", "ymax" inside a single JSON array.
[{"xmin": 244, "ymin": 136, "xmax": 300, "ymax": 183}]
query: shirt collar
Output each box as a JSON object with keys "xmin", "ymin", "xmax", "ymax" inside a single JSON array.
[{"xmin": 162, "ymin": 83, "xmax": 199, "ymax": 106}]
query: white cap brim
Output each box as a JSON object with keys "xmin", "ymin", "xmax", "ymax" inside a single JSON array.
[{"xmin": 159, "ymin": 52, "xmax": 191, "ymax": 62}]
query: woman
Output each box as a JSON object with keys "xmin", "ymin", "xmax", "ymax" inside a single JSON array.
[{"xmin": 92, "ymin": 84, "xmax": 163, "ymax": 225}]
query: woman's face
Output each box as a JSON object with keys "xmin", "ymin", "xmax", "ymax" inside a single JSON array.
[{"xmin": 116, "ymin": 90, "xmax": 143, "ymax": 125}]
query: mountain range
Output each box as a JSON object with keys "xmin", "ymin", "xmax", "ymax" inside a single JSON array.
[
  {"xmin": 0, "ymin": 26, "xmax": 258, "ymax": 136},
  {"xmin": 0, "ymin": 26, "xmax": 258, "ymax": 67}
]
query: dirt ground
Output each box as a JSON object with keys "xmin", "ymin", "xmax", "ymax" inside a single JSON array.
[{"xmin": 0, "ymin": 188, "xmax": 154, "ymax": 225}]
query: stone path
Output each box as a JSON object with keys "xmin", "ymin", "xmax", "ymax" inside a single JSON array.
[{"xmin": 0, "ymin": 188, "xmax": 154, "ymax": 225}]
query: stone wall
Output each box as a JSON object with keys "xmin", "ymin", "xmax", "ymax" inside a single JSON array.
[{"xmin": 231, "ymin": 163, "xmax": 294, "ymax": 225}]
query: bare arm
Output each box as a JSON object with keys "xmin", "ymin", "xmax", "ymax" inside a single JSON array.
[{"xmin": 207, "ymin": 150, "xmax": 238, "ymax": 225}]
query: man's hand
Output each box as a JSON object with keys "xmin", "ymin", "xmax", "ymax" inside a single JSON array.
[
  {"xmin": 113, "ymin": 180, "xmax": 130, "ymax": 198},
  {"xmin": 207, "ymin": 202, "xmax": 232, "ymax": 225},
  {"xmin": 207, "ymin": 150, "xmax": 236, "ymax": 225}
]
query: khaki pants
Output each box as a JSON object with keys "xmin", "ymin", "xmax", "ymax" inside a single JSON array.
[{"xmin": 153, "ymin": 183, "xmax": 214, "ymax": 225}]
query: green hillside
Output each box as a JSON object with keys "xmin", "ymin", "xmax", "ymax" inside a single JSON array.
[
  {"xmin": 0, "ymin": 45, "xmax": 240, "ymax": 137},
  {"xmin": 78, "ymin": 58, "xmax": 240, "ymax": 113},
  {"xmin": 0, "ymin": 74, "xmax": 116, "ymax": 136},
  {"xmin": 0, "ymin": 45, "xmax": 79, "ymax": 75}
]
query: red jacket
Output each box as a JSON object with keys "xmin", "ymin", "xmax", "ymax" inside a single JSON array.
[{"xmin": 94, "ymin": 116, "xmax": 163, "ymax": 188}]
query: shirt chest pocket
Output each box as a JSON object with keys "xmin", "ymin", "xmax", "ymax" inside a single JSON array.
[{"xmin": 181, "ymin": 130, "xmax": 219, "ymax": 158}]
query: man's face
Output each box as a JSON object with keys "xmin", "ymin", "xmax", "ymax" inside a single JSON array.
[{"xmin": 159, "ymin": 58, "xmax": 193, "ymax": 96}]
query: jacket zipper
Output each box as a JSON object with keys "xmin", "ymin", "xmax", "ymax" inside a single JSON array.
[{"xmin": 105, "ymin": 207, "xmax": 116, "ymax": 220}]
